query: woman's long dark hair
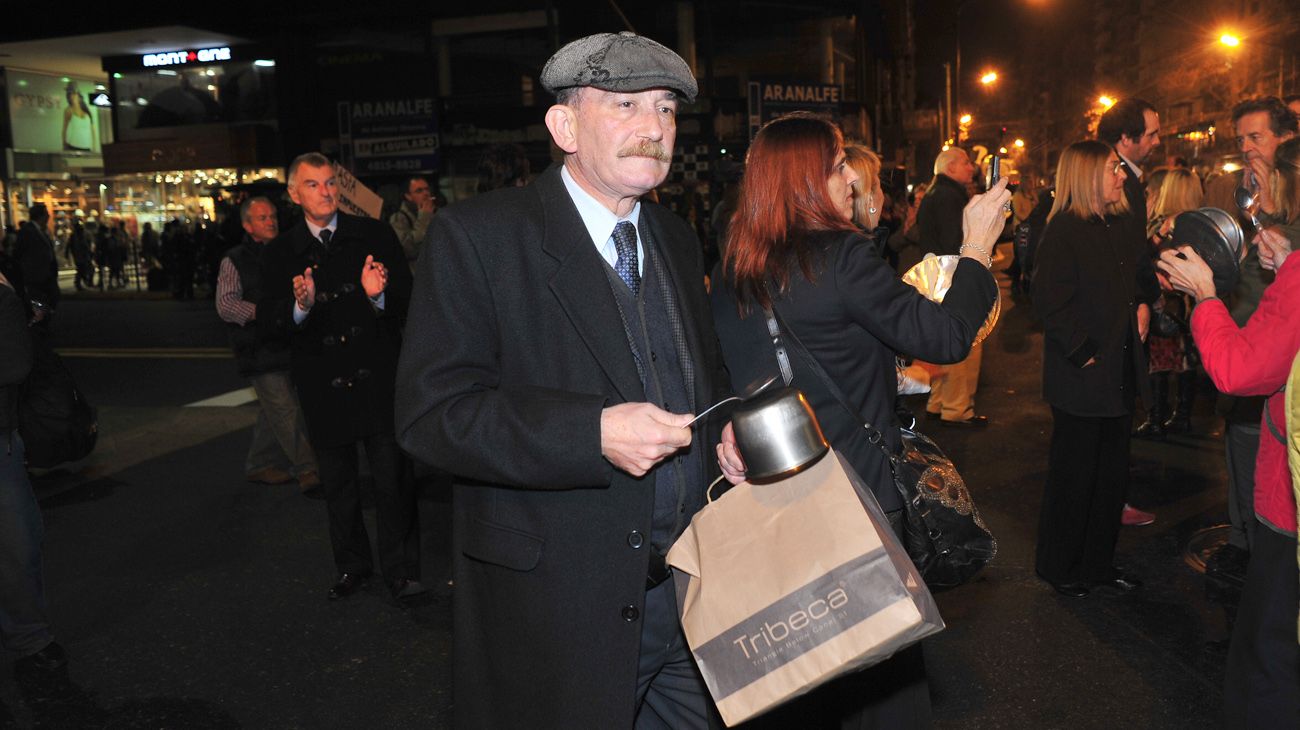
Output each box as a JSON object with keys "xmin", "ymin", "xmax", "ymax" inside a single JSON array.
[{"xmin": 722, "ymin": 112, "xmax": 857, "ymax": 311}]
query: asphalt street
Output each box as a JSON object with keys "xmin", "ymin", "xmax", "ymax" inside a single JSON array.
[{"xmin": 2, "ymin": 248, "xmax": 1234, "ymax": 728}]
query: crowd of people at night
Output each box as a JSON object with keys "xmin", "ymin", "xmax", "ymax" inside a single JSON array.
[{"xmin": 2, "ymin": 26, "xmax": 1299, "ymax": 730}]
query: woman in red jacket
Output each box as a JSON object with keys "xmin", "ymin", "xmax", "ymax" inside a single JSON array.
[{"xmin": 1157, "ymin": 138, "xmax": 1300, "ymax": 728}]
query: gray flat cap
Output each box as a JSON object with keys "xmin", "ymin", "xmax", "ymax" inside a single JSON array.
[{"xmin": 541, "ymin": 31, "xmax": 698, "ymax": 103}]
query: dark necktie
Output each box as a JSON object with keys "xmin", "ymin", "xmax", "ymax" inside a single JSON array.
[
  {"xmin": 612, "ymin": 221, "xmax": 640, "ymax": 297},
  {"xmin": 318, "ymin": 228, "xmax": 332, "ymax": 247}
]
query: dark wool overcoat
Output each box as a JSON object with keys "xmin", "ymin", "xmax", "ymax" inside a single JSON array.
[
  {"xmin": 258, "ymin": 212, "xmax": 411, "ymax": 447},
  {"xmin": 394, "ymin": 166, "xmax": 730, "ymax": 729},
  {"xmin": 1034, "ymin": 211, "xmax": 1152, "ymax": 415}
]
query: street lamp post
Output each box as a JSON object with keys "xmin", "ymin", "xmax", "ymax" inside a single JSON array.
[{"xmin": 1218, "ymin": 30, "xmax": 1293, "ymax": 98}]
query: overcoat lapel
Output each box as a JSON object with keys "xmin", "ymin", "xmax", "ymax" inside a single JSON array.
[{"xmin": 536, "ymin": 169, "xmax": 645, "ymax": 403}]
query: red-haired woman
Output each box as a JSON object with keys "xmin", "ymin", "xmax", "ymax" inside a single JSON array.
[{"xmin": 711, "ymin": 112, "xmax": 1007, "ymax": 727}]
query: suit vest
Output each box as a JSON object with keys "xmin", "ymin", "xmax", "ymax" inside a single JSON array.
[
  {"xmin": 226, "ymin": 240, "xmax": 290, "ymax": 377},
  {"xmin": 603, "ymin": 229, "xmax": 703, "ymax": 556}
]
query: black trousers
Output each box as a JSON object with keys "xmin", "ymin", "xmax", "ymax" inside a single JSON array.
[
  {"xmin": 1036, "ymin": 407, "xmax": 1131, "ymax": 584},
  {"xmin": 1223, "ymin": 422, "xmax": 1261, "ymax": 551},
  {"xmin": 1224, "ymin": 525, "xmax": 1300, "ymax": 728},
  {"xmin": 314, "ymin": 432, "xmax": 420, "ymax": 581}
]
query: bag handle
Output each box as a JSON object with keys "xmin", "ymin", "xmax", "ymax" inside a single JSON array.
[{"xmin": 762, "ymin": 305, "xmax": 895, "ymax": 461}]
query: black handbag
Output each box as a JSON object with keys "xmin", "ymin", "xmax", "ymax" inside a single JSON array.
[{"xmin": 763, "ymin": 306, "xmax": 996, "ymax": 591}]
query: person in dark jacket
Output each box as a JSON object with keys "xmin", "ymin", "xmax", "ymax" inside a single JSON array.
[
  {"xmin": 1098, "ymin": 98, "xmax": 1164, "ymax": 526},
  {"xmin": 0, "ymin": 267, "xmax": 68, "ymax": 688},
  {"xmin": 216, "ymin": 196, "xmax": 318, "ymax": 493},
  {"xmin": 13, "ymin": 204, "xmax": 59, "ymax": 329},
  {"xmin": 1032, "ymin": 140, "xmax": 1151, "ymax": 598},
  {"xmin": 711, "ymin": 112, "xmax": 1005, "ymax": 729},
  {"xmin": 259, "ymin": 152, "xmax": 422, "ymax": 602},
  {"xmin": 916, "ymin": 147, "xmax": 990, "ymax": 426}
]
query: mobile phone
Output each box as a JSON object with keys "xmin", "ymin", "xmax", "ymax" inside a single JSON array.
[{"xmin": 986, "ymin": 155, "xmax": 1001, "ymax": 189}]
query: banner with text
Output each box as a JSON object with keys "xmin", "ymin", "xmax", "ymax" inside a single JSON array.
[
  {"xmin": 337, "ymin": 97, "xmax": 439, "ymax": 176},
  {"xmin": 334, "ymin": 164, "xmax": 384, "ymax": 220},
  {"xmin": 6, "ymin": 69, "xmax": 111, "ymax": 155},
  {"xmin": 747, "ymin": 81, "xmax": 843, "ymax": 140}
]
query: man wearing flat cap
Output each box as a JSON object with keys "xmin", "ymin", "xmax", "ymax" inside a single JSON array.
[{"xmin": 396, "ymin": 31, "xmax": 730, "ymax": 728}]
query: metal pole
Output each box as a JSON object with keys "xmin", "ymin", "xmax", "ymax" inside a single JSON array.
[{"xmin": 944, "ymin": 62, "xmax": 953, "ymax": 142}]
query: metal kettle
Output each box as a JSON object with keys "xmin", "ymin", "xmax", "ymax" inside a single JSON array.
[{"xmin": 730, "ymin": 387, "xmax": 829, "ymax": 480}]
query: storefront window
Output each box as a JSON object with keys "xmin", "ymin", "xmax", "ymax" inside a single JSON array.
[
  {"xmin": 113, "ymin": 61, "xmax": 276, "ymax": 140},
  {"xmin": 6, "ymin": 167, "xmax": 283, "ymax": 246}
]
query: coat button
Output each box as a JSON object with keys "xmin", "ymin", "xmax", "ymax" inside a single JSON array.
[
  {"xmin": 622, "ymin": 605, "xmax": 639, "ymax": 622},
  {"xmin": 627, "ymin": 531, "xmax": 644, "ymax": 549}
]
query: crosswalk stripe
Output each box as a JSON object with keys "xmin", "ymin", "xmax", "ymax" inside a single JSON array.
[{"xmin": 185, "ymin": 388, "xmax": 258, "ymax": 408}]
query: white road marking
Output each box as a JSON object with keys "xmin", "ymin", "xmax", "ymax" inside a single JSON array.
[{"xmin": 185, "ymin": 388, "xmax": 258, "ymax": 408}]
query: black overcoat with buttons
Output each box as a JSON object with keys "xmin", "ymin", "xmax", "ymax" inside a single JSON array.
[
  {"xmin": 1033, "ymin": 211, "xmax": 1151, "ymax": 416},
  {"xmin": 394, "ymin": 166, "xmax": 731, "ymax": 729},
  {"xmin": 257, "ymin": 212, "xmax": 411, "ymax": 448}
]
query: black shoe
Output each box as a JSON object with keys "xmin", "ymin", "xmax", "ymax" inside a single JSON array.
[
  {"xmin": 941, "ymin": 415, "xmax": 989, "ymax": 428},
  {"xmin": 1044, "ymin": 579, "xmax": 1090, "ymax": 598},
  {"xmin": 1094, "ymin": 568, "xmax": 1143, "ymax": 593},
  {"xmin": 327, "ymin": 573, "xmax": 370, "ymax": 600},
  {"xmin": 389, "ymin": 578, "xmax": 431, "ymax": 601},
  {"xmin": 13, "ymin": 642, "xmax": 67, "ymax": 674},
  {"xmin": 1133, "ymin": 416, "xmax": 1166, "ymax": 440},
  {"xmin": 1163, "ymin": 411, "xmax": 1191, "ymax": 434}
]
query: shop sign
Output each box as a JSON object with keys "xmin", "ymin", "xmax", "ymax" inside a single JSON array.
[
  {"xmin": 746, "ymin": 80, "xmax": 844, "ymax": 140},
  {"xmin": 5, "ymin": 69, "xmax": 109, "ymax": 155},
  {"xmin": 337, "ymin": 97, "xmax": 440, "ymax": 175},
  {"xmin": 334, "ymin": 164, "xmax": 384, "ymax": 220},
  {"xmin": 141, "ymin": 47, "xmax": 232, "ymax": 68}
]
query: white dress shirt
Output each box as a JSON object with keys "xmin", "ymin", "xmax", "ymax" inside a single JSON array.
[{"xmin": 560, "ymin": 165, "xmax": 644, "ymax": 276}]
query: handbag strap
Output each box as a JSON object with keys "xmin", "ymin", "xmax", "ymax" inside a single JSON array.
[{"xmin": 762, "ymin": 305, "xmax": 895, "ymax": 459}]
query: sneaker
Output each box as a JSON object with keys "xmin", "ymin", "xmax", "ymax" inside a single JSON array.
[{"xmin": 1121, "ymin": 504, "xmax": 1155, "ymax": 526}]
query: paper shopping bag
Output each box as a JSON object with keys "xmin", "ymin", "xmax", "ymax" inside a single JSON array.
[{"xmin": 667, "ymin": 448, "xmax": 943, "ymax": 726}]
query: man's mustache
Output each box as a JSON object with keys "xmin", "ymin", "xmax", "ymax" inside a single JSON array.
[{"xmin": 617, "ymin": 141, "xmax": 671, "ymax": 162}]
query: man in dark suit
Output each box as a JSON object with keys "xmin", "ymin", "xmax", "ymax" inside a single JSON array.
[
  {"xmin": 13, "ymin": 204, "xmax": 59, "ymax": 331},
  {"xmin": 395, "ymin": 32, "xmax": 731, "ymax": 729},
  {"xmin": 259, "ymin": 152, "xmax": 423, "ymax": 602},
  {"xmin": 1099, "ymin": 98, "xmax": 1162, "ymax": 526},
  {"xmin": 918, "ymin": 147, "xmax": 989, "ymax": 427}
]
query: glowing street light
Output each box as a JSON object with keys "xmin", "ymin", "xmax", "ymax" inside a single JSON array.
[
  {"xmin": 1014, "ymin": 138, "xmax": 1026, "ymax": 149},
  {"xmin": 998, "ymin": 147, "xmax": 1009, "ymax": 154},
  {"xmin": 959, "ymin": 113, "xmax": 973, "ymax": 125},
  {"xmin": 979, "ymin": 71, "xmax": 999, "ymax": 86},
  {"xmin": 1219, "ymin": 32, "xmax": 1241, "ymax": 48},
  {"xmin": 1098, "ymin": 95, "xmax": 1116, "ymax": 109}
]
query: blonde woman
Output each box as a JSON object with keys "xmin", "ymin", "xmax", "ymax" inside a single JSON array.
[
  {"xmin": 1032, "ymin": 140, "xmax": 1149, "ymax": 598},
  {"xmin": 1135, "ymin": 168, "xmax": 1204, "ymax": 439},
  {"xmin": 843, "ymin": 142, "xmax": 884, "ymax": 230}
]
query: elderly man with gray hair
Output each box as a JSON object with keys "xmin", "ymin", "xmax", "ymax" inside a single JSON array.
[
  {"xmin": 216, "ymin": 196, "xmax": 319, "ymax": 494},
  {"xmin": 396, "ymin": 32, "xmax": 731, "ymax": 728},
  {"xmin": 918, "ymin": 147, "xmax": 989, "ymax": 426}
]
